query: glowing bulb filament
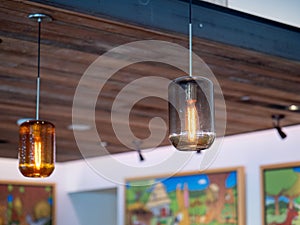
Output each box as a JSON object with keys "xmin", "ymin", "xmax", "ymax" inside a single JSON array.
[
  {"xmin": 34, "ymin": 140, "xmax": 42, "ymax": 170},
  {"xmin": 186, "ymin": 99, "xmax": 199, "ymax": 142}
]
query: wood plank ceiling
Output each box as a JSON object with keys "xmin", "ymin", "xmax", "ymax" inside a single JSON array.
[{"xmin": 0, "ymin": 0, "xmax": 299, "ymax": 162}]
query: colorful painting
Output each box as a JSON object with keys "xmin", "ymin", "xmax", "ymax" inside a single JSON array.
[
  {"xmin": 0, "ymin": 181, "xmax": 55, "ymax": 225},
  {"xmin": 125, "ymin": 167, "xmax": 245, "ymax": 225},
  {"xmin": 261, "ymin": 162, "xmax": 300, "ymax": 225}
]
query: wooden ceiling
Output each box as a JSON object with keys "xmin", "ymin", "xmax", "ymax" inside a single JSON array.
[{"xmin": 0, "ymin": 0, "xmax": 299, "ymax": 162}]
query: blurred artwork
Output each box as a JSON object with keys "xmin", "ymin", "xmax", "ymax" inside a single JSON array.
[
  {"xmin": 125, "ymin": 167, "xmax": 244, "ymax": 225},
  {"xmin": 0, "ymin": 182, "xmax": 54, "ymax": 225},
  {"xmin": 262, "ymin": 163, "xmax": 300, "ymax": 225}
]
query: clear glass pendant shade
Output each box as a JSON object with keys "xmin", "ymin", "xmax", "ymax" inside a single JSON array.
[
  {"xmin": 18, "ymin": 120, "xmax": 55, "ymax": 177},
  {"xmin": 168, "ymin": 76, "xmax": 215, "ymax": 151}
]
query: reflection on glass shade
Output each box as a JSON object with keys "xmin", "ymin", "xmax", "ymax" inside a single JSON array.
[{"xmin": 168, "ymin": 76, "xmax": 215, "ymax": 151}]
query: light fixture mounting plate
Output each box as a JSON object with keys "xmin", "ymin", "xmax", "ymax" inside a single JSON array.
[
  {"xmin": 272, "ymin": 114, "xmax": 285, "ymax": 120},
  {"xmin": 28, "ymin": 13, "xmax": 52, "ymax": 22}
]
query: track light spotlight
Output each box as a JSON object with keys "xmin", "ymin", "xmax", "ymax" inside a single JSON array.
[
  {"xmin": 272, "ymin": 114, "xmax": 287, "ymax": 139},
  {"xmin": 137, "ymin": 149, "xmax": 145, "ymax": 161},
  {"xmin": 133, "ymin": 140, "xmax": 145, "ymax": 162},
  {"xmin": 274, "ymin": 126, "xmax": 287, "ymax": 139}
]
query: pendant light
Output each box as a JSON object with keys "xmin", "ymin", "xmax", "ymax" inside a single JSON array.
[
  {"xmin": 18, "ymin": 13, "xmax": 55, "ymax": 178},
  {"xmin": 168, "ymin": 0, "xmax": 215, "ymax": 151}
]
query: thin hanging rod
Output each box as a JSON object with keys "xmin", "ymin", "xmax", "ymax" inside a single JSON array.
[
  {"xmin": 28, "ymin": 13, "xmax": 52, "ymax": 120},
  {"xmin": 189, "ymin": 0, "xmax": 192, "ymax": 77},
  {"xmin": 36, "ymin": 18, "xmax": 41, "ymax": 120}
]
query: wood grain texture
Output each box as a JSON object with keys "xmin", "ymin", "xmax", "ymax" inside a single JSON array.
[{"xmin": 0, "ymin": 0, "xmax": 299, "ymax": 161}]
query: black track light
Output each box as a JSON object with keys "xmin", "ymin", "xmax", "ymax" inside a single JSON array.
[
  {"xmin": 133, "ymin": 140, "xmax": 145, "ymax": 162},
  {"xmin": 272, "ymin": 114, "xmax": 287, "ymax": 139},
  {"xmin": 137, "ymin": 149, "xmax": 145, "ymax": 161}
]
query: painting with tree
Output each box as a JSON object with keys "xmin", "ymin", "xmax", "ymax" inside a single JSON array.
[
  {"xmin": 261, "ymin": 162, "xmax": 300, "ymax": 225},
  {"xmin": 125, "ymin": 167, "xmax": 245, "ymax": 225}
]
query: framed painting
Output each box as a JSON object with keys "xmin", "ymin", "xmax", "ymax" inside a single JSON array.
[
  {"xmin": 261, "ymin": 162, "xmax": 300, "ymax": 225},
  {"xmin": 0, "ymin": 181, "xmax": 55, "ymax": 225},
  {"xmin": 125, "ymin": 167, "xmax": 245, "ymax": 225}
]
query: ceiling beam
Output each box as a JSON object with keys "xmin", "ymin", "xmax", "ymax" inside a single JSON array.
[{"xmin": 29, "ymin": 0, "xmax": 300, "ymax": 61}]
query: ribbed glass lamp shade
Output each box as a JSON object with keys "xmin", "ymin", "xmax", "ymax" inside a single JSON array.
[
  {"xmin": 168, "ymin": 76, "xmax": 215, "ymax": 151},
  {"xmin": 18, "ymin": 120, "xmax": 55, "ymax": 177}
]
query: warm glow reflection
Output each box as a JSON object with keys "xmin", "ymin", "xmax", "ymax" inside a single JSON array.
[
  {"xmin": 185, "ymin": 99, "xmax": 199, "ymax": 142},
  {"xmin": 34, "ymin": 140, "xmax": 42, "ymax": 170}
]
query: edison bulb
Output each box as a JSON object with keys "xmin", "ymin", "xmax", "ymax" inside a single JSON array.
[
  {"xmin": 186, "ymin": 98, "xmax": 199, "ymax": 143},
  {"xmin": 34, "ymin": 138, "xmax": 42, "ymax": 170}
]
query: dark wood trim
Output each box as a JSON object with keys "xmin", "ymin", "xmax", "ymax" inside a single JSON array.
[{"xmin": 29, "ymin": 0, "xmax": 300, "ymax": 61}]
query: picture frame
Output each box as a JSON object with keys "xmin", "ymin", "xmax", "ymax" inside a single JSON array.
[
  {"xmin": 125, "ymin": 167, "xmax": 245, "ymax": 225},
  {"xmin": 0, "ymin": 181, "xmax": 55, "ymax": 225},
  {"xmin": 261, "ymin": 162, "xmax": 300, "ymax": 225}
]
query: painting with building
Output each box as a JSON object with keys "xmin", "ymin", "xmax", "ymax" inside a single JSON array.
[{"xmin": 125, "ymin": 167, "xmax": 245, "ymax": 225}]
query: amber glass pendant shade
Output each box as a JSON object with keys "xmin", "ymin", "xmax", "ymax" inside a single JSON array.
[
  {"xmin": 18, "ymin": 120, "xmax": 55, "ymax": 177},
  {"xmin": 168, "ymin": 76, "xmax": 215, "ymax": 151}
]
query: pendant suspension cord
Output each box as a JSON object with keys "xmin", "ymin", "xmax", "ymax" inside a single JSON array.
[
  {"xmin": 36, "ymin": 18, "xmax": 41, "ymax": 120},
  {"xmin": 189, "ymin": 0, "xmax": 192, "ymax": 77}
]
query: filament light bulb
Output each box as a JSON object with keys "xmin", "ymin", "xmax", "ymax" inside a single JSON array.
[
  {"xmin": 186, "ymin": 99, "xmax": 199, "ymax": 143},
  {"xmin": 34, "ymin": 138, "xmax": 42, "ymax": 170}
]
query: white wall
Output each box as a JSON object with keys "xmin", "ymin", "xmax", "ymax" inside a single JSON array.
[
  {"xmin": 228, "ymin": 0, "xmax": 300, "ymax": 27},
  {"xmin": 204, "ymin": 0, "xmax": 300, "ymax": 27}
]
